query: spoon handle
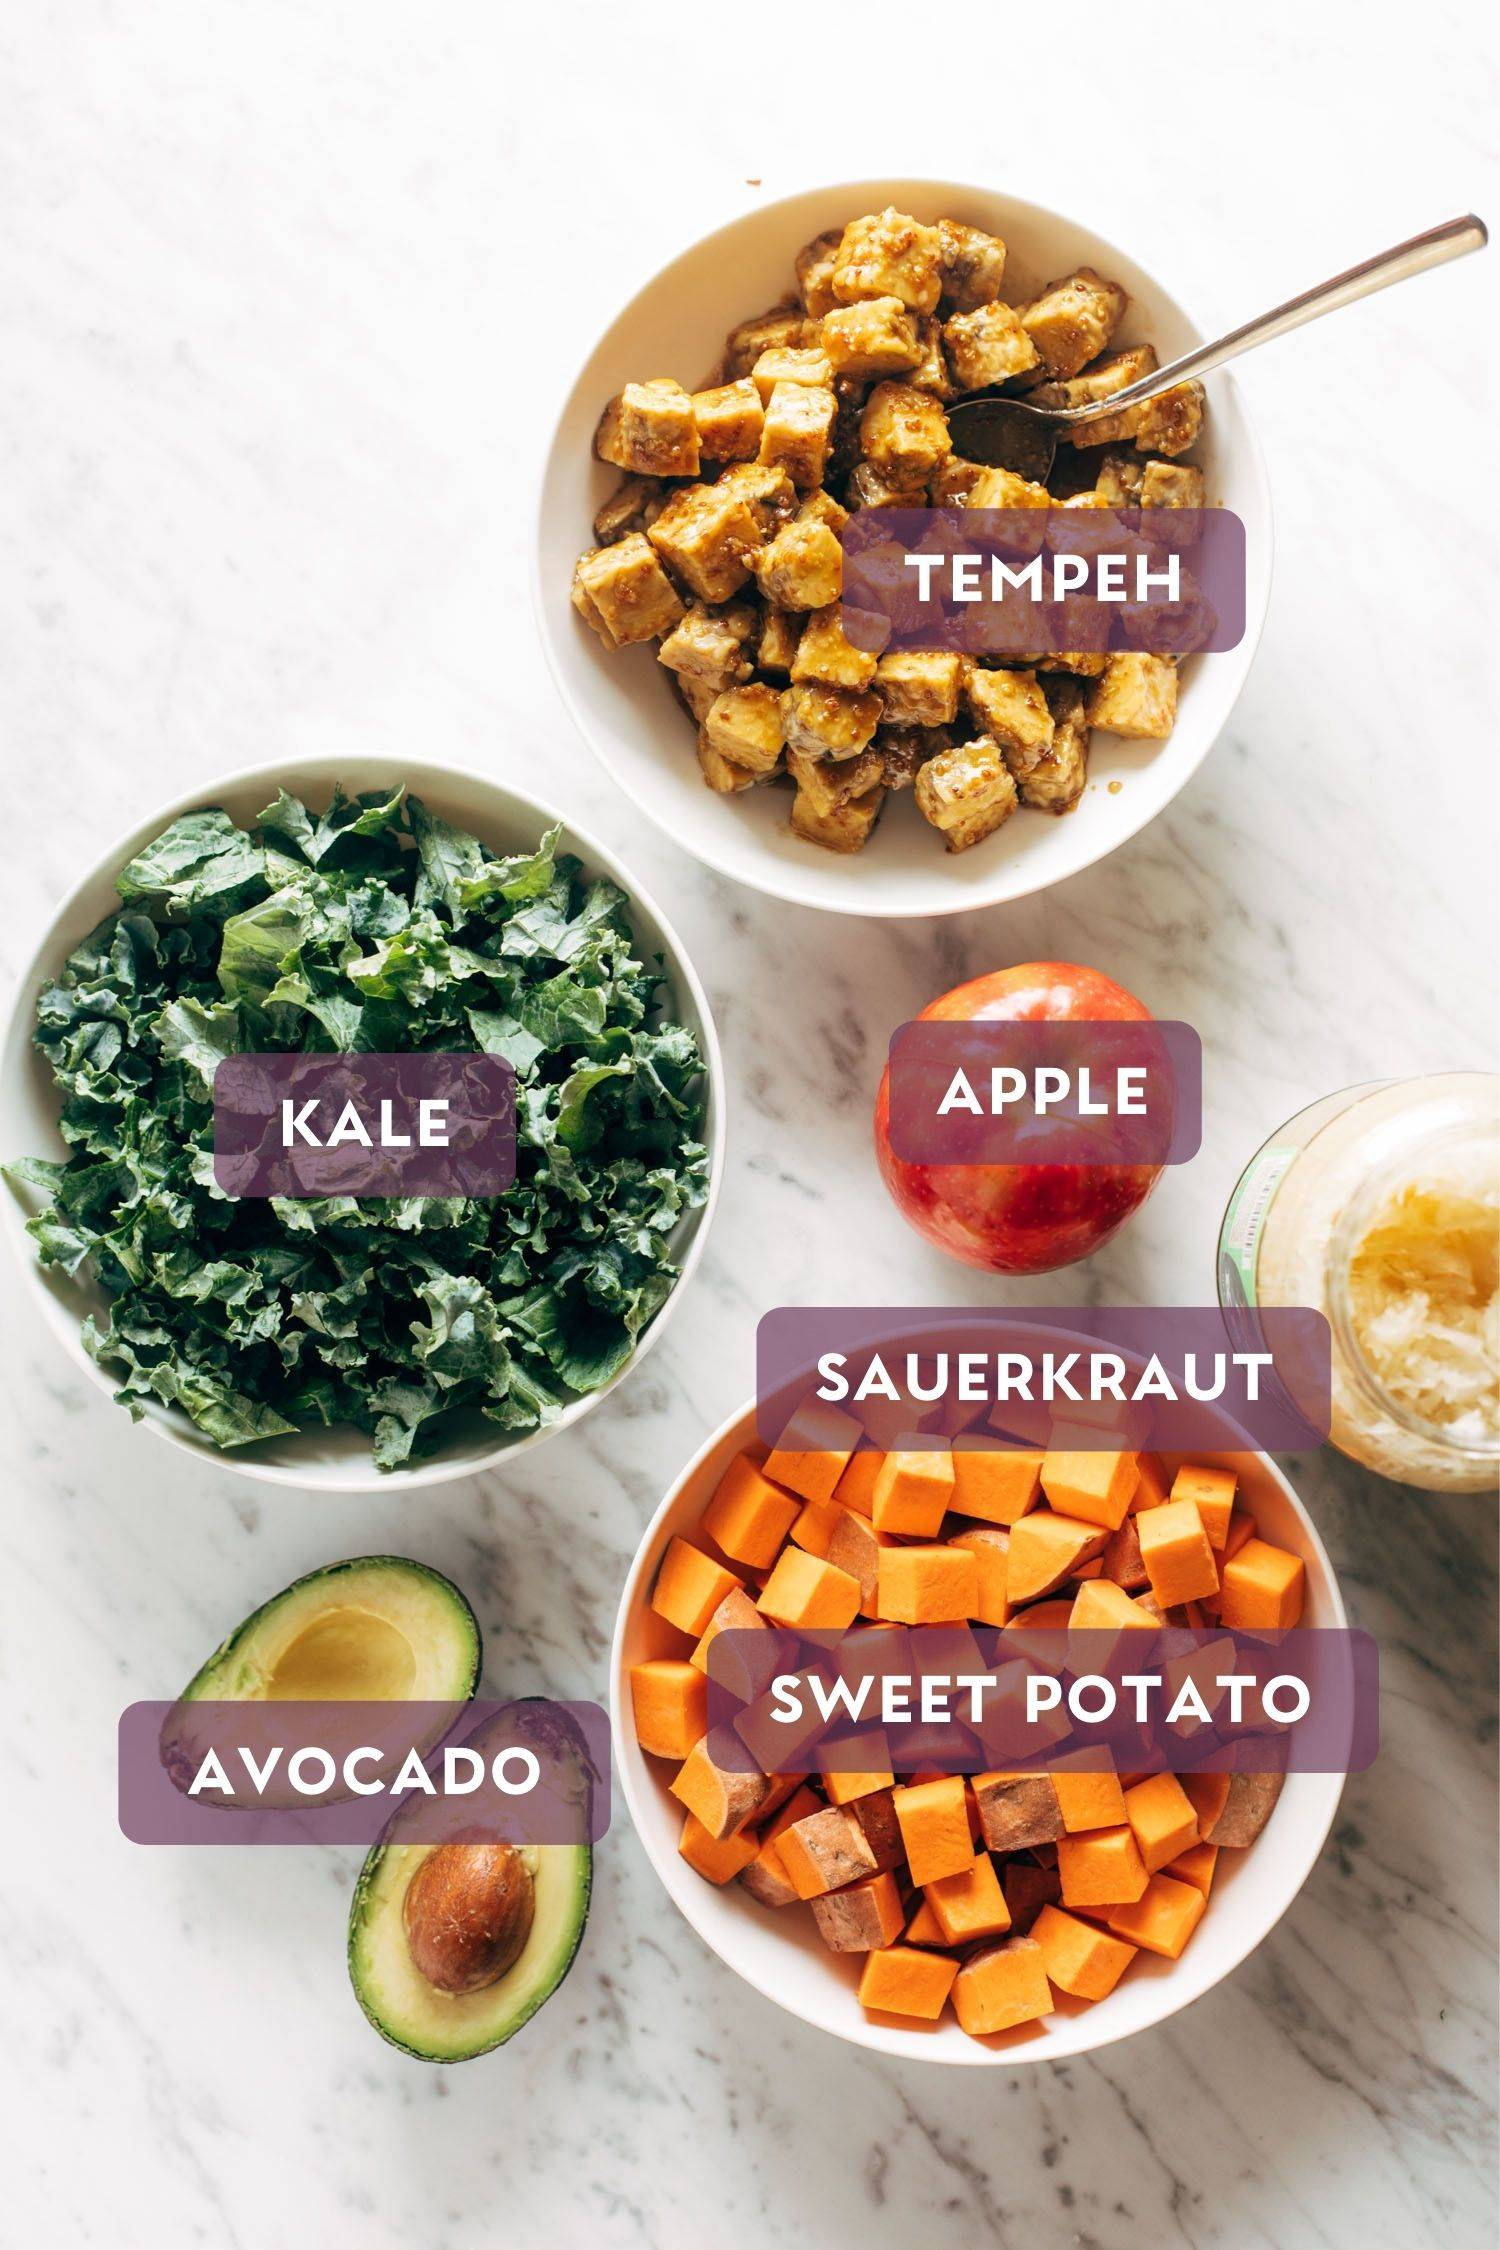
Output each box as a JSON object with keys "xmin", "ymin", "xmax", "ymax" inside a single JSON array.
[{"xmin": 1061, "ymin": 212, "xmax": 1488, "ymax": 427}]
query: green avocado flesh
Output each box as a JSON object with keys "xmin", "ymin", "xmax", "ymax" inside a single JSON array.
[
  {"xmin": 348, "ymin": 1841, "xmax": 591, "ymax": 2061},
  {"xmin": 180, "ymin": 1555, "xmax": 481, "ymax": 1704}
]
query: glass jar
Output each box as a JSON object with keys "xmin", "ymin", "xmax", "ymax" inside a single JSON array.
[{"xmin": 1219, "ymin": 1073, "xmax": 1499, "ymax": 1492}]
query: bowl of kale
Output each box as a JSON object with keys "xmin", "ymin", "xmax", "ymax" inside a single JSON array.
[{"xmin": 2, "ymin": 757, "xmax": 722, "ymax": 1486}]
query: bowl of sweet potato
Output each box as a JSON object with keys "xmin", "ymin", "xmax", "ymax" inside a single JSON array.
[{"xmin": 610, "ymin": 1398, "xmax": 1346, "ymax": 2062}]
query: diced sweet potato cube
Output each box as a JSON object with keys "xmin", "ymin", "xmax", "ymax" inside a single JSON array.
[
  {"xmin": 1002, "ymin": 1858, "xmax": 1063, "ymax": 1932},
  {"xmin": 1123, "ymin": 1773, "xmax": 1200, "ymax": 1874},
  {"xmin": 689, "ymin": 1586, "xmax": 781, "ymax": 1700},
  {"xmin": 657, "ymin": 600, "xmax": 755, "ymax": 690},
  {"xmin": 1020, "ymin": 269, "xmax": 1128, "ymax": 379},
  {"xmin": 702, "ymin": 1452, "xmax": 802, "ymax": 1568},
  {"xmin": 871, "ymin": 1449, "xmax": 955, "ymax": 1537},
  {"xmin": 790, "ymin": 783, "xmax": 886, "ymax": 854},
  {"xmin": 758, "ymin": 1547, "xmax": 862, "ymax": 1631},
  {"xmin": 859, "ymin": 1943, "xmax": 960, "ymax": 2020},
  {"xmin": 937, "ymin": 218, "xmax": 1007, "ymax": 311},
  {"xmin": 833, "ymin": 209, "xmax": 943, "ymax": 314},
  {"xmin": 925, "ymin": 1852, "xmax": 1012, "ymax": 1945},
  {"xmin": 873, "ymin": 649, "xmax": 964, "ymax": 728},
  {"xmin": 571, "ymin": 535, "xmax": 685, "ymax": 649},
  {"xmin": 690, "ymin": 378, "xmax": 765, "ymax": 463},
  {"xmin": 821, "ymin": 296, "xmax": 924, "ymax": 379},
  {"xmin": 1106, "ymin": 1871, "xmax": 1206, "ymax": 1958},
  {"xmin": 966, "ymin": 668, "xmax": 1054, "ymax": 765},
  {"xmin": 826, "ymin": 1508, "xmax": 894, "ymax": 1615},
  {"xmin": 876, "ymin": 1544, "xmax": 978, "ymax": 1626},
  {"xmin": 1167, "ymin": 1840, "xmax": 1219, "ymax": 1896},
  {"xmin": 679, "ymin": 1809, "xmax": 759, "ymax": 1883},
  {"xmin": 905, "ymin": 1896, "xmax": 952, "ymax": 1947},
  {"xmin": 651, "ymin": 1536, "xmax": 742, "ymax": 1637},
  {"xmin": 1170, "ymin": 1464, "xmax": 1237, "ymax": 1550},
  {"xmin": 1130, "ymin": 1453, "xmax": 1172, "ymax": 1511},
  {"xmin": 1136, "ymin": 1499, "xmax": 1220, "ymax": 1608},
  {"xmin": 948, "ymin": 1525, "xmax": 1010, "ymax": 1626},
  {"xmin": 860, "ymin": 381, "xmax": 952, "ymax": 486},
  {"xmin": 630, "ymin": 1658, "xmax": 709, "ymax": 1760},
  {"xmin": 789, "ymin": 1494, "xmax": 845, "ymax": 1559},
  {"xmin": 1180, "ymin": 1771, "xmax": 1231, "ymax": 1838},
  {"xmin": 1006, "ymin": 1510, "xmax": 1108, "ymax": 1603},
  {"xmin": 778, "ymin": 1805, "xmax": 879, "ymax": 1899},
  {"xmin": 973, "ymin": 1771, "xmax": 1065, "ymax": 1853},
  {"xmin": 1040, "ymin": 1447, "xmax": 1141, "ymax": 1532},
  {"xmin": 944, "ymin": 300, "xmax": 1039, "ymax": 389},
  {"xmin": 739, "ymin": 1782, "xmax": 822, "ymax": 1906},
  {"xmin": 952, "ymin": 1935, "xmax": 1053, "ymax": 2036},
  {"xmin": 851, "ymin": 1784, "xmax": 907, "ymax": 1874},
  {"xmin": 1223, "ymin": 1509, "xmax": 1258, "ymax": 1560},
  {"xmin": 812, "ymin": 1870, "xmax": 906, "ymax": 1953},
  {"xmin": 1086, "ymin": 651, "xmax": 1178, "ymax": 739},
  {"xmin": 1056, "ymin": 1824, "xmax": 1149, "ymax": 1908},
  {"xmin": 595, "ymin": 378, "xmax": 701, "ymax": 478},
  {"xmin": 754, "ymin": 516, "xmax": 843, "ymax": 610},
  {"xmin": 819, "ymin": 1732, "xmax": 895, "ymax": 1805},
  {"xmin": 834, "ymin": 1449, "xmax": 882, "ymax": 1518},
  {"xmin": 892, "ymin": 1775, "xmax": 973, "ymax": 1885},
  {"xmin": 1031, "ymin": 1903, "xmax": 1137, "ymax": 2000},
  {"xmin": 1217, "ymin": 1538, "xmax": 1306, "ymax": 1632},
  {"xmin": 763, "ymin": 1400, "xmax": 862, "ymax": 1503},
  {"xmin": 1069, "ymin": 1578, "xmax": 1158, "ymax": 1643},
  {"xmin": 1202, "ymin": 1770, "xmax": 1285, "ymax": 1848},
  {"xmin": 951, "ymin": 1437, "xmax": 1042, "ymax": 1525},
  {"xmin": 914, "ymin": 734, "xmax": 1019, "ymax": 853},
  {"xmin": 792, "ymin": 606, "xmax": 879, "ymax": 691},
  {"xmin": 1049, "ymin": 1760, "xmax": 1128, "ymax": 1834},
  {"xmin": 670, "ymin": 1735, "xmax": 770, "ymax": 1840},
  {"xmin": 648, "ymin": 481, "xmax": 764, "ymax": 604},
  {"xmin": 759, "ymin": 381, "xmax": 837, "ymax": 491}
]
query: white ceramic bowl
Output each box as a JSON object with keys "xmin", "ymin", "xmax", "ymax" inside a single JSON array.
[
  {"xmin": 0, "ymin": 753, "xmax": 724, "ymax": 1492},
  {"xmin": 611, "ymin": 1401, "xmax": 1345, "ymax": 2064},
  {"xmin": 537, "ymin": 177, "xmax": 1273, "ymax": 919}
]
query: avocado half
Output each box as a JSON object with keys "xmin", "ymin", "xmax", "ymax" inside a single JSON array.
[
  {"xmin": 181, "ymin": 1555, "xmax": 481, "ymax": 1705},
  {"xmin": 348, "ymin": 1839, "xmax": 591, "ymax": 2062}
]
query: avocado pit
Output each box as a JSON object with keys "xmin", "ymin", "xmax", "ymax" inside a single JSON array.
[{"xmin": 403, "ymin": 1843, "xmax": 536, "ymax": 1995}]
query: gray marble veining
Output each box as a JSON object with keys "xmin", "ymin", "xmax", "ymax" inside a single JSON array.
[{"xmin": 1, "ymin": 5, "xmax": 1496, "ymax": 2245}]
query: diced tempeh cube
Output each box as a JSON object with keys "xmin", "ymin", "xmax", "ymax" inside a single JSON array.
[
  {"xmin": 786, "ymin": 746, "xmax": 887, "ymax": 820},
  {"xmin": 1018, "ymin": 677, "xmax": 1090, "ymax": 813},
  {"xmin": 874, "ymin": 650, "xmax": 965, "ymax": 728},
  {"xmin": 973, "ymin": 1771, "xmax": 1066, "ymax": 1852},
  {"xmin": 877, "ymin": 723, "xmax": 951, "ymax": 790},
  {"xmin": 1028, "ymin": 343, "xmax": 1158, "ymax": 415},
  {"xmin": 595, "ymin": 378, "xmax": 701, "ymax": 478},
  {"xmin": 791, "ymin": 782, "xmax": 885, "ymax": 854},
  {"xmin": 909, "ymin": 317, "xmax": 956, "ymax": 400},
  {"xmin": 648, "ymin": 482, "xmax": 765, "ymax": 602},
  {"xmin": 1133, "ymin": 383, "xmax": 1205, "ymax": 457},
  {"xmin": 696, "ymin": 734, "xmax": 758, "ymax": 795},
  {"xmin": 943, "ymin": 300, "xmax": 1040, "ymax": 389},
  {"xmin": 781, "ymin": 681, "xmax": 883, "ymax": 761},
  {"xmin": 757, "ymin": 604, "xmax": 801, "ymax": 675},
  {"xmin": 657, "ymin": 600, "xmax": 757, "ymax": 690},
  {"xmin": 571, "ymin": 534, "xmax": 685, "ymax": 649},
  {"xmin": 715, "ymin": 458, "xmax": 798, "ymax": 530},
  {"xmin": 593, "ymin": 475, "xmax": 662, "ymax": 546},
  {"xmin": 914, "ymin": 734, "xmax": 1019, "ymax": 852},
  {"xmin": 703, "ymin": 682, "xmax": 786, "ymax": 775},
  {"xmin": 750, "ymin": 344, "xmax": 834, "ymax": 403},
  {"xmin": 796, "ymin": 228, "xmax": 844, "ymax": 318},
  {"xmin": 1020, "ymin": 268, "xmax": 1128, "ymax": 379},
  {"xmin": 848, "ymin": 459, "xmax": 924, "ymax": 510},
  {"xmin": 754, "ymin": 516, "xmax": 844, "ymax": 610},
  {"xmin": 859, "ymin": 382, "xmax": 952, "ymax": 487},
  {"xmin": 962, "ymin": 465, "xmax": 1053, "ymax": 512},
  {"xmin": 759, "ymin": 381, "xmax": 838, "ymax": 490},
  {"xmin": 791, "ymin": 605, "xmax": 880, "ymax": 690},
  {"xmin": 833, "ymin": 208, "xmax": 944, "ymax": 314},
  {"xmin": 723, "ymin": 302, "xmax": 815, "ymax": 380},
  {"xmin": 670, "ymin": 670, "xmax": 720, "ymax": 725},
  {"xmin": 1086, "ymin": 652, "xmax": 1178, "ymax": 738},
  {"xmin": 691, "ymin": 379, "xmax": 765, "ymax": 463},
  {"xmin": 1093, "ymin": 452, "xmax": 1146, "ymax": 506},
  {"xmin": 1140, "ymin": 459, "xmax": 1206, "ymax": 510},
  {"xmin": 967, "ymin": 667, "xmax": 1055, "ymax": 766},
  {"xmin": 821, "ymin": 297, "xmax": 925, "ymax": 379},
  {"xmin": 937, "ymin": 218, "xmax": 1008, "ymax": 311},
  {"xmin": 929, "ymin": 455, "xmax": 989, "ymax": 505}
]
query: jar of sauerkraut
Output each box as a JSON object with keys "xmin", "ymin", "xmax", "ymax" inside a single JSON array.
[{"xmin": 1219, "ymin": 1074, "xmax": 1499, "ymax": 1492}]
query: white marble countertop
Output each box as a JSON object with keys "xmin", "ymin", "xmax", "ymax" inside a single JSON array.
[{"xmin": 2, "ymin": 5, "xmax": 1496, "ymax": 2245}]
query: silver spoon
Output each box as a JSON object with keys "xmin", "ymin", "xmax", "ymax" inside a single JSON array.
[{"xmin": 946, "ymin": 213, "xmax": 1488, "ymax": 480}]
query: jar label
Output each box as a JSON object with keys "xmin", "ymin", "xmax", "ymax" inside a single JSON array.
[{"xmin": 1218, "ymin": 1141, "xmax": 1299, "ymax": 1309}]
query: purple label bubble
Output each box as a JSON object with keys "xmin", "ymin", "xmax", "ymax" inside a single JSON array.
[
  {"xmin": 841, "ymin": 507, "xmax": 1245, "ymax": 656},
  {"xmin": 120, "ymin": 1699, "xmax": 609, "ymax": 1845},
  {"xmin": 885, "ymin": 1018, "xmax": 1201, "ymax": 1166},
  {"xmin": 756, "ymin": 1307, "xmax": 1332, "ymax": 1452},
  {"xmin": 213, "ymin": 1052, "xmax": 516, "ymax": 1198},
  {"xmin": 706, "ymin": 1629, "xmax": 1377, "ymax": 1775}
]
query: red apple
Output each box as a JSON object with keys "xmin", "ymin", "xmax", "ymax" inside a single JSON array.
[{"xmin": 874, "ymin": 962, "xmax": 1163, "ymax": 1274}]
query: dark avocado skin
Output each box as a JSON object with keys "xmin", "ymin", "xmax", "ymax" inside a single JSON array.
[{"xmin": 179, "ymin": 1555, "xmax": 481, "ymax": 1702}]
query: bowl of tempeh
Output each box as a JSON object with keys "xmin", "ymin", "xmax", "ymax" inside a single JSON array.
[
  {"xmin": 537, "ymin": 180, "xmax": 1272, "ymax": 918},
  {"xmin": 610, "ymin": 1398, "xmax": 1345, "ymax": 2062}
]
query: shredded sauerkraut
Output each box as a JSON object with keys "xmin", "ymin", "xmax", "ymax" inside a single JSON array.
[{"xmin": 1346, "ymin": 1160, "xmax": 1500, "ymax": 1443}]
